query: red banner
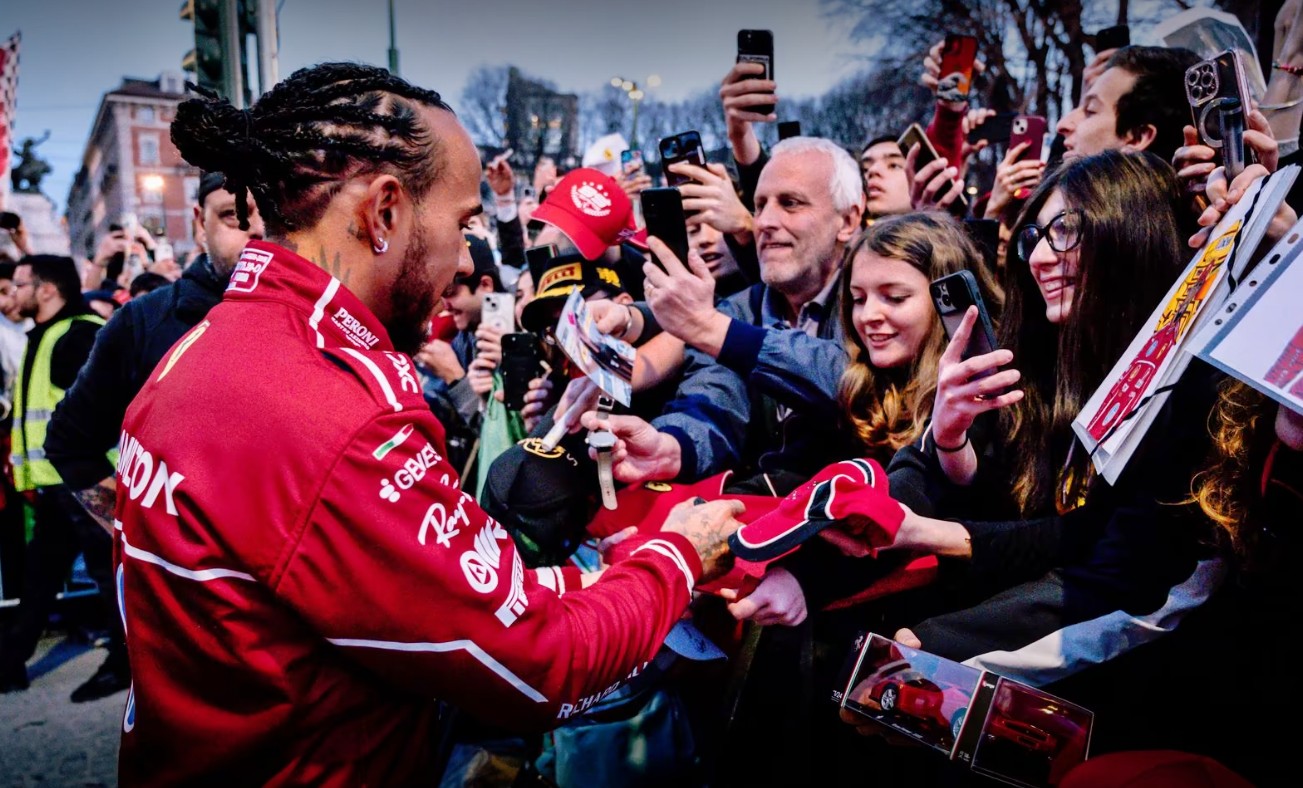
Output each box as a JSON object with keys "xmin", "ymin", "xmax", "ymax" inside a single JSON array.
[{"xmin": 0, "ymin": 31, "xmax": 20, "ymax": 208}]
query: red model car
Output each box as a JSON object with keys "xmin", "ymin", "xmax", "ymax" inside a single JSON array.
[
  {"xmin": 986, "ymin": 715, "xmax": 1058, "ymax": 754},
  {"xmin": 866, "ymin": 664, "xmax": 970, "ymax": 739}
]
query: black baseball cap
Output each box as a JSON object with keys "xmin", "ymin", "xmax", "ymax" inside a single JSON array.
[
  {"xmin": 196, "ymin": 171, "xmax": 229, "ymax": 207},
  {"xmin": 455, "ymin": 234, "xmax": 502, "ymax": 291},
  {"xmin": 480, "ymin": 409, "xmax": 598, "ymax": 567}
]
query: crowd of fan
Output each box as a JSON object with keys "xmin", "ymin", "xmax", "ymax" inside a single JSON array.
[{"xmin": 0, "ymin": 20, "xmax": 1301, "ymax": 788}]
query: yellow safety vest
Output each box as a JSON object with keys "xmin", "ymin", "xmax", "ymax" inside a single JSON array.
[{"xmin": 11, "ymin": 314, "xmax": 108, "ymax": 491}]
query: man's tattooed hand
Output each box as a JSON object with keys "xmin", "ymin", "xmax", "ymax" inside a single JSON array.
[
  {"xmin": 73, "ymin": 480, "xmax": 118, "ymax": 535},
  {"xmin": 661, "ymin": 498, "xmax": 745, "ymax": 582}
]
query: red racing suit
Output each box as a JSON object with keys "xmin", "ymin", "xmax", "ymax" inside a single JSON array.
[{"xmin": 112, "ymin": 241, "xmax": 703, "ymax": 786}]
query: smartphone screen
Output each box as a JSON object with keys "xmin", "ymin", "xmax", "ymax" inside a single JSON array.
[
  {"xmin": 641, "ymin": 187, "xmax": 691, "ymax": 271},
  {"xmin": 930, "ymin": 270, "xmax": 999, "ymax": 365},
  {"xmin": 621, "ymin": 148, "xmax": 645, "ymax": 176},
  {"xmin": 937, "ymin": 34, "xmax": 979, "ymax": 103},
  {"xmin": 736, "ymin": 29, "xmax": 775, "ymax": 116}
]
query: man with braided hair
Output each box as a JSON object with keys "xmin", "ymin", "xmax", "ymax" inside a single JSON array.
[{"xmin": 114, "ymin": 62, "xmax": 743, "ymax": 785}]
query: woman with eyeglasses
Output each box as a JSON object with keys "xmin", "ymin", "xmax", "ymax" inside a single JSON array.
[{"xmin": 841, "ymin": 151, "xmax": 1228, "ymax": 710}]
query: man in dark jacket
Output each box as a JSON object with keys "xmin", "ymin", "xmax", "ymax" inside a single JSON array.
[{"xmin": 37, "ymin": 174, "xmax": 263, "ymax": 701}]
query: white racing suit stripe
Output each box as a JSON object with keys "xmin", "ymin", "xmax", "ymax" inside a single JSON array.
[{"xmin": 327, "ymin": 637, "xmax": 548, "ymax": 703}]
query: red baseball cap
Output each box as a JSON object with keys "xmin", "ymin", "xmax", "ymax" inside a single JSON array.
[
  {"xmin": 729, "ymin": 458, "xmax": 904, "ymax": 562},
  {"xmin": 530, "ymin": 168, "xmax": 646, "ymax": 260}
]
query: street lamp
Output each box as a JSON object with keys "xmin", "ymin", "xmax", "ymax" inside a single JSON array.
[{"xmin": 610, "ymin": 74, "xmax": 660, "ymax": 149}]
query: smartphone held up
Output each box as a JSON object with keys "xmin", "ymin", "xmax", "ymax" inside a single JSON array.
[
  {"xmin": 1008, "ymin": 115, "xmax": 1048, "ymax": 162},
  {"xmin": 736, "ymin": 29, "xmax": 775, "ymax": 116},
  {"xmin": 898, "ymin": 123, "xmax": 967, "ymax": 209},
  {"xmin": 659, "ymin": 130, "xmax": 706, "ymax": 189},
  {"xmin": 937, "ymin": 33, "xmax": 978, "ymax": 103},
  {"xmin": 500, "ymin": 332, "xmax": 545, "ymax": 412},
  {"xmin": 640, "ymin": 187, "xmax": 691, "ymax": 273},
  {"xmin": 930, "ymin": 270, "xmax": 999, "ymax": 369},
  {"xmin": 1185, "ymin": 49, "xmax": 1256, "ymax": 180}
]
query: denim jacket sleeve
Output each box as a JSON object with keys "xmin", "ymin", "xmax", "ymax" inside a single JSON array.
[
  {"xmin": 716, "ymin": 319, "xmax": 847, "ymax": 420},
  {"xmin": 651, "ymin": 298, "xmax": 751, "ymax": 481}
]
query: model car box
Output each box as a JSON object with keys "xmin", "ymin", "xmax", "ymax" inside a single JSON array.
[{"xmin": 833, "ymin": 633, "xmax": 1093, "ymax": 787}]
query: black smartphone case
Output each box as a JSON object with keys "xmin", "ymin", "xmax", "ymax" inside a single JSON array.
[
  {"xmin": 660, "ymin": 131, "xmax": 705, "ymax": 189},
  {"xmin": 736, "ymin": 29, "xmax": 775, "ymax": 116},
  {"xmin": 641, "ymin": 188, "xmax": 691, "ymax": 270},
  {"xmin": 930, "ymin": 270, "xmax": 998, "ymax": 362}
]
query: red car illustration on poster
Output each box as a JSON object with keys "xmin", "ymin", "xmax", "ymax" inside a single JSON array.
[{"xmin": 1085, "ymin": 320, "xmax": 1180, "ymax": 439}]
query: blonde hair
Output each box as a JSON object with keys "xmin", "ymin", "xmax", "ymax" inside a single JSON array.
[
  {"xmin": 1190, "ymin": 378, "xmax": 1275, "ymax": 569},
  {"xmin": 837, "ymin": 213, "xmax": 1000, "ymax": 459}
]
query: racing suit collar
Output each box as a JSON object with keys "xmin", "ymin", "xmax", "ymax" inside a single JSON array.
[{"xmin": 225, "ymin": 239, "xmax": 395, "ymax": 353}]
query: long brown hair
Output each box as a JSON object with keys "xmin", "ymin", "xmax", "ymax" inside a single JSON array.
[
  {"xmin": 838, "ymin": 213, "xmax": 999, "ymax": 459},
  {"xmin": 1000, "ymin": 150, "xmax": 1189, "ymax": 514}
]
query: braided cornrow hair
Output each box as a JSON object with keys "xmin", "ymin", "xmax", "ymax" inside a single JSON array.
[{"xmin": 171, "ymin": 62, "xmax": 453, "ymax": 236}]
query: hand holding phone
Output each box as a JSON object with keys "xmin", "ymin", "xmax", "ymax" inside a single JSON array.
[
  {"xmin": 659, "ymin": 131, "xmax": 706, "ymax": 188},
  {"xmin": 898, "ymin": 123, "xmax": 967, "ymax": 209},
  {"xmin": 928, "ymin": 271, "xmax": 1020, "ymax": 445},
  {"xmin": 931, "ymin": 271, "xmax": 998, "ymax": 366},
  {"xmin": 937, "ymin": 34, "xmax": 978, "ymax": 103},
  {"xmin": 736, "ymin": 29, "xmax": 775, "ymax": 116},
  {"xmin": 1008, "ymin": 115, "xmax": 1048, "ymax": 162}
]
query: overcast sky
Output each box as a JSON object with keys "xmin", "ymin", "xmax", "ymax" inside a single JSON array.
[{"xmin": 8, "ymin": 0, "xmax": 869, "ymax": 213}]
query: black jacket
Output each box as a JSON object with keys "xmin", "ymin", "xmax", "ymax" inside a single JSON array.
[{"xmin": 46, "ymin": 255, "xmax": 228, "ymax": 490}]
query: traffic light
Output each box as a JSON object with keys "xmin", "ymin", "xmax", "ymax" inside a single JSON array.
[
  {"xmin": 179, "ymin": 0, "xmax": 225, "ymax": 96},
  {"xmin": 180, "ymin": 0, "xmax": 259, "ymax": 106}
]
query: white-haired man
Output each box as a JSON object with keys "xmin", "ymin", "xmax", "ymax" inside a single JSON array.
[{"xmin": 583, "ymin": 137, "xmax": 866, "ymax": 490}]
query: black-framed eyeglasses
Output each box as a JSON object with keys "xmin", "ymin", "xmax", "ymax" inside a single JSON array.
[{"xmin": 1016, "ymin": 209, "xmax": 1084, "ymax": 263}]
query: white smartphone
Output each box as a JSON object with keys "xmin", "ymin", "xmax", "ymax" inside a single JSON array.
[{"xmin": 481, "ymin": 292, "xmax": 516, "ymax": 334}]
